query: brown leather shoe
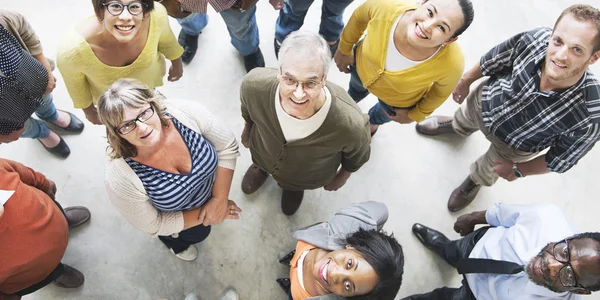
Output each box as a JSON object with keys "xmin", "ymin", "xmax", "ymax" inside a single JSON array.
[
  {"xmin": 64, "ymin": 206, "xmax": 91, "ymax": 228},
  {"xmin": 53, "ymin": 264, "xmax": 84, "ymax": 288},
  {"xmin": 241, "ymin": 164, "xmax": 269, "ymax": 194},
  {"xmin": 415, "ymin": 116, "xmax": 456, "ymax": 136},
  {"xmin": 281, "ymin": 190, "xmax": 304, "ymax": 216},
  {"xmin": 448, "ymin": 176, "xmax": 481, "ymax": 212}
]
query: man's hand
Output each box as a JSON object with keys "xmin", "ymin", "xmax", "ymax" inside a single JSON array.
[
  {"xmin": 168, "ymin": 58, "xmax": 183, "ymax": 82},
  {"xmin": 452, "ymin": 78, "xmax": 471, "ymax": 104},
  {"xmin": 241, "ymin": 124, "xmax": 251, "ymax": 148},
  {"xmin": 324, "ymin": 169, "xmax": 351, "ymax": 191},
  {"xmin": 44, "ymin": 71, "xmax": 57, "ymax": 95},
  {"xmin": 44, "ymin": 179, "xmax": 57, "ymax": 200},
  {"xmin": 230, "ymin": 0, "xmax": 259, "ymax": 12},
  {"xmin": 385, "ymin": 108, "xmax": 414, "ymax": 124},
  {"xmin": 334, "ymin": 49, "xmax": 354, "ymax": 74},
  {"xmin": 269, "ymin": 0, "xmax": 284, "ymax": 10},
  {"xmin": 493, "ymin": 159, "xmax": 517, "ymax": 182},
  {"xmin": 454, "ymin": 210, "xmax": 487, "ymax": 236}
]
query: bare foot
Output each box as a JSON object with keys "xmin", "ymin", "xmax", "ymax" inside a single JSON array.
[
  {"xmin": 39, "ymin": 131, "xmax": 61, "ymax": 148},
  {"xmin": 52, "ymin": 110, "xmax": 71, "ymax": 128},
  {"xmin": 370, "ymin": 124, "xmax": 379, "ymax": 134}
]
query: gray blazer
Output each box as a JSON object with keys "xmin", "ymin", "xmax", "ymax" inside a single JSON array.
[{"xmin": 292, "ymin": 201, "xmax": 389, "ymax": 300}]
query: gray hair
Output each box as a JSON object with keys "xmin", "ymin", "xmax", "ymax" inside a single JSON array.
[
  {"xmin": 97, "ymin": 78, "xmax": 170, "ymax": 159},
  {"xmin": 277, "ymin": 31, "xmax": 331, "ymax": 76}
]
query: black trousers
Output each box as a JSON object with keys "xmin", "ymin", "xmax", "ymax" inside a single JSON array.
[
  {"xmin": 403, "ymin": 227, "xmax": 491, "ymax": 300},
  {"xmin": 14, "ymin": 199, "xmax": 69, "ymax": 296},
  {"xmin": 158, "ymin": 224, "xmax": 211, "ymax": 254}
]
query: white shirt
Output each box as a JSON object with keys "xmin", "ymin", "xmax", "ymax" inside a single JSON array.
[
  {"xmin": 467, "ymin": 203, "xmax": 580, "ymax": 300},
  {"xmin": 297, "ymin": 249, "xmax": 310, "ymax": 290},
  {"xmin": 275, "ymin": 86, "xmax": 332, "ymax": 142},
  {"xmin": 385, "ymin": 13, "xmax": 440, "ymax": 72}
]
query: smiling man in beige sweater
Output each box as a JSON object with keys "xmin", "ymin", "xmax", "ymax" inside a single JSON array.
[{"xmin": 240, "ymin": 31, "xmax": 371, "ymax": 216}]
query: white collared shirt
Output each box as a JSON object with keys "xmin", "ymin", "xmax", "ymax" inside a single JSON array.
[{"xmin": 467, "ymin": 203, "xmax": 580, "ymax": 300}]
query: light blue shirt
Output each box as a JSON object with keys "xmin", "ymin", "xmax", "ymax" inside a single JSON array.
[{"xmin": 466, "ymin": 203, "xmax": 580, "ymax": 300}]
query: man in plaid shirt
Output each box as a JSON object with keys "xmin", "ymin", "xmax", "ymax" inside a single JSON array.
[{"xmin": 416, "ymin": 4, "xmax": 600, "ymax": 212}]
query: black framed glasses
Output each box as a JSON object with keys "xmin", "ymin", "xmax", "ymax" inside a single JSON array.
[
  {"xmin": 553, "ymin": 239, "xmax": 582, "ymax": 288},
  {"xmin": 115, "ymin": 106, "xmax": 154, "ymax": 135},
  {"xmin": 103, "ymin": 1, "xmax": 147, "ymax": 16},
  {"xmin": 279, "ymin": 67, "xmax": 324, "ymax": 91}
]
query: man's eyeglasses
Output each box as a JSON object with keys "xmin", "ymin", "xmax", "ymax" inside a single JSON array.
[
  {"xmin": 115, "ymin": 106, "xmax": 154, "ymax": 135},
  {"xmin": 103, "ymin": 1, "xmax": 147, "ymax": 16},
  {"xmin": 553, "ymin": 239, "xmax": 582, "ymax": 288},
  {"xmin": 279, "ymin": 68, "xmax": 324, "ymax": 91}
]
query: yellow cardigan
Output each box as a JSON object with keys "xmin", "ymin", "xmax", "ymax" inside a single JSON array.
[
  {"xmin": 338, "ymin": 0, "xmax": 465, "ymax": 122},
  {"xmin": 57, "ymin": 3, "xmax": 183, "ymax": 109}
]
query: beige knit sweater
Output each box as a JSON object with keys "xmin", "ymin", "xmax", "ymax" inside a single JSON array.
[{"xmin": 104, "ymin": 100, "xmax": 239, "ymax": 237}]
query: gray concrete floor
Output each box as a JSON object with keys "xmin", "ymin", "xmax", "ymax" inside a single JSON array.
[{"xmin": 2, "ymin": 0, "xmax": 600, "ymax": 299}]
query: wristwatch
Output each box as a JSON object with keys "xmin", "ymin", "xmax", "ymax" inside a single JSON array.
[{"xmin": 512, "ymin": 163, "xmax": 524, "ymax": 178}]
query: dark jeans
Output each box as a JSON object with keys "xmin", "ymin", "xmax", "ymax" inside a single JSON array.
[
  {"xmin": 403, "ymin": 227, "xmax": 491, "ymax": 300},
  {"xmin": 14, "ymin": 199, "xmax": 69, "ymax": 296},
  {"xmin": 348, "ymin": 65, "xmax": 402, "ymax": 125},
  {"xmin": 158, "ymin": 224, "xmax": 211, "ymax": 254}
]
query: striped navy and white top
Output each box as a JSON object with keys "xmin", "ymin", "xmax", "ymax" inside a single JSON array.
[{"xmin": 125, "ymin": 117, "xmax": 218, "ymax": 212}]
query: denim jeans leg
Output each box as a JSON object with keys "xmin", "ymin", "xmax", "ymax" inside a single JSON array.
[
  {"xmin": 274, "ymin": 0, "xmax": 315, "ymax": 43},
  {"xmin": 368, "ymin": 100, "xmax": 396, "ymax": 125},
  {"xmin": 348, "ymin": 66, "xmax": 370, "ymax": 102},
  {"xmin": 21, "ymin": 118, "xmax": 51, "ymax": 139},
  {"xmin": 319, "ymin": 0, "xmax": 354, "ymax": 42},
  {"xmin": 35, "ymin": 93, "xmax": 59, "ymax": 123},
  {"xmin": 220, "ymin": 6, "xmax": 260, "ymax": 56},
  {"xmin": 177, "ymin": 13, "xmax": 208, "ymax": 36}
]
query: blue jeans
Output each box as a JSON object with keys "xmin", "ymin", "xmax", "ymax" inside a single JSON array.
[
  {"xmin": 21, "ymin": 93, "xmax": 58, "ymax": 139},
  {"xmin": 348, "ymin": 66, "xmax": 396, "ymax": 125},
  {"xmin": 177, "ymin": 7, "xmax": 260, "ymax": 56},
  {"xmin": 275, "ymin": 0, "xmax": 353, "ymax": 43}
]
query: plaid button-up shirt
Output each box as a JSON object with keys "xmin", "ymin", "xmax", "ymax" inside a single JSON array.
[
  {"xmin": 480, "ymin": 27, "xmax": 600, "ymax": 173},
  {"xmin": 179, "ymin": 0, "xmax": 237, "ymax": 14}
]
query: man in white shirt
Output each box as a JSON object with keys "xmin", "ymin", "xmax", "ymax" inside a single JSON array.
[
  {"xmin": 239, "ymin": 30, "xmax": 371, "ymax": 216},
  {"xmin": 404, "ymin": 203, "xmax": 600, "ymax": 300}
]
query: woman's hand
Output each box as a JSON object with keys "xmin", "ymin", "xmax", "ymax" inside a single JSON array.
[
  {"xmin": 44, "ymin": 179, "xmax": 57, "ymax": 200},
  {"xmin": 168, "ymin": 58, "xmax": 183, "ymax": 82},
  {"xmin": 198, "ymin": 198, "xmax": 242, "ymax": 225},
  {"xmin": 44, "ymin": 72, "xmax": 57, "ymax": 95},
  {"xmin": 83, "ymin": 105, "xmax": 102, "ymax": 125},
  {"xmin": 334, "ymin": 49, "xmax": 354, "ymax": 74}
]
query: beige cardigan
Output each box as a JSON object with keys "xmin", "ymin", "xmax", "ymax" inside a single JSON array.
[{"xmin": 104, "ymin": 101, "xmax": 239, "ymax": 237}]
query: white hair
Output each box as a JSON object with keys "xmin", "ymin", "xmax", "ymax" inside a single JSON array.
[{"xmin": 277, "ymin": 31, "xmax": 331, "ymax": 76}]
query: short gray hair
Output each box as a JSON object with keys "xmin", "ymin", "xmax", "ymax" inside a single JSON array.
[{"xmin": 277, "ymin": 31, "xmax": 331, "ymax": 76}]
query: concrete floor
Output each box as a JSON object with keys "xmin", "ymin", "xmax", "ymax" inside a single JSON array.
[{"xmin": 2, "ymin": 0, "xmax": 600, "ymax": 299}]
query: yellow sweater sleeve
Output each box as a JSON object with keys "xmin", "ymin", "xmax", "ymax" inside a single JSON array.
[
  {"xmin": 56, "ymin": 32, "xmax": 94, "ymax": 109},
  {"xmin": 155, "ymin": 3, "xmax": 184, "ymax": 61},
  {"xmin": 338, "ymin": 0, "xmax": 377, "ymax": 55},
  {"xmin": 408, "ymin": 45, "xmax": 465, "ymax": 122}
]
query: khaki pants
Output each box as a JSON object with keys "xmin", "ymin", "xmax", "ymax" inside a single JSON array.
[{"xmin": 452, "ymin": 79, "xmax": 539, "ymax": 186}]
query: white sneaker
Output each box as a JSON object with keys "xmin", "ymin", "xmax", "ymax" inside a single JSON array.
[
  {"xmin": 184, "ymin": 293, "xmax": 200, "ymax": 300},
  {"xmin": 171, "ymin": 245, "xmax": 198, "ymax": 261},
  {"xmin": 219, "ymin": 288, "xmax": 239, "ymax": 300}
]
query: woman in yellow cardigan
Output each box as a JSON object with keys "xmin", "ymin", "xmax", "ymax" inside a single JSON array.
[
  {"xmin": 334, "ymin": 0, "xmax": 473, "ymax": 135},
  {"xmin": 57, "ymin": 0, "xmax": 184, "ymax": 125}
]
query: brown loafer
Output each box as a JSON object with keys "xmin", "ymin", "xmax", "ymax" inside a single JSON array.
[
  {"xmin": 241, "ymin": 164, "xmax": 269, "ymax": 194},
  {"xmin": 415, "ymin": 116, "xmax": 456, "ymax": 136},
  {"xmin": 53, "ymin": 264, "xmax": 84, "ymax": 288},
  {"xmin": 64, "ymin": 206, "xmax": 91, "ymax": 228},
  {"xmin": 281, "ymin": 190, "xmax": 304, "ymax": 216},
  {"xmin": 448, "ymin": 176, "xmax": 481, "ymax": 212}
]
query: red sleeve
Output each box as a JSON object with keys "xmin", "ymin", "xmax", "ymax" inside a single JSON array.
[{"xmin": 0, "ymin": 159, "xmax": 50, "ymax": 192}]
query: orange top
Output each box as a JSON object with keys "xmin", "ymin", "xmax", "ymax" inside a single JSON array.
[
  {"xmin": 0, "ymin": 159, "xmax": 68, "ymax": 295},
  {"xmin": 290, "ymin": 241, "xmax": 317, "ymax": 300}
]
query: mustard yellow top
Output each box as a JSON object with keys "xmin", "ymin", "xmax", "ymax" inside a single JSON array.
[
  {"xmin": 56, "ymin": 3, "xmax": 183, "ymax": 109},
  {"xmin": 338, "ymin": 0, "xmax": 465, "ymax": 122}
]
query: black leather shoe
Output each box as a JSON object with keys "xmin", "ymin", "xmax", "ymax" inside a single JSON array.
[
  {"xmin": 244, "ymin": 48, "xmax": 265, "ymax": 73},
  {"xmin": 39, "ymin": 136, "xmax": 70, "ymax": 158},
  {"xmin": 412, "ymin": 223, "xmax": 450, "ymax": 258},
  {"xmin": 279, "ymin": 249, "xmax": 296, "ymax": 266},
  {"xmin": 178, "ymin": 29, "xmax": 199, "ymax": 64},
  {"xmin": 274, "ymin": 38, "xmax": 281, "ymax": 59},
  {"xmin": 56, "ymin": 110, "xmax": 84, "ymax": 133},
  {"xmin": 276, "ymin": 278, "xmax": 291, "ymax": 295}
]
